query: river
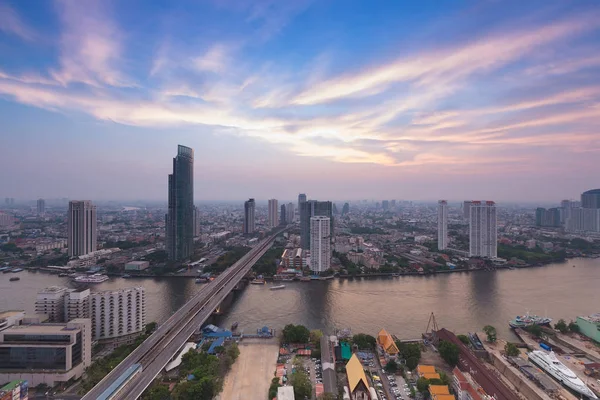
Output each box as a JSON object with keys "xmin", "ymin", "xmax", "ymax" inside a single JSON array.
[{"xmin": 1, "ymin": 258, "xmax": 598, "ymax": 340}]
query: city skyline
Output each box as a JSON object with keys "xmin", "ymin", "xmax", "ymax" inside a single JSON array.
[{"xmin": 1, "ymin": 1, "xmax": 599, "ymax": 201}]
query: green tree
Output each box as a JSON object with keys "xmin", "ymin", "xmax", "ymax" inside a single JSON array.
[
  {"xmin": 438, "ymin": 341, "xmax": 459, "ymax": 366},
  {"xmin": 568, "ymin": 321, "xmax": 580, "ymax": 333},
  {"xmin": 144, "ymin": 384, "xmax": 171, "ymax": 400},
  {"xmin": 268, "ymin": 377, "xmax": 280, "ymax": 400},
  {"xmin": 405, "ymin": 356, "xmax": 419, "ymax": 371},
  {"xmin": 282, "ymin": 324, "xmax": 310, "ymax": 343},
  {"xmin": 526, "ymin": 324, "xmax": 543, "ymax": 338},
  {"xmin": 352, "ymin": 333, "xmax": 377, "ymax": 349},
  {"xmin": 439, "ymin": 371, "xmax": 451, "ymax": 386},
  {"xmin": 416, "ymin": 377, "xmax": 430, "ymax": 393},
  {"xmin": 290, "ymin": 369, "xmax": 312, "ymax": 399},
  {"xmin": 384, "ymin": 359, "xmax": 399, "ymax": 374},
  {"xmin": 213, "ymin": 345, "xmax": 225, "ymax": 354},
  {"xmin": 319, "ymin": 393, "xmax": 336, "ymax": 400},
  {"xmin": 145, "ymin": 322, "xmax": 157, "ymax": 334},
  {"xmin": 504, "ymin": 342, "xmax": 520, "ymax": 357},
  {"xmin": 226, "ymin": 343, "xmax": 240, "ymax": 361},
  {"xmin": 554, "ymin": 319, "xmax": 568, "ymax": 333},
  {"xmin": 457, "ymin": 334, "xmax": 470, "ymax": 346},
  {"xmin": 483, "ymin": 325, "xmax": 497, "ymax": 342},
  {"xmin": 310, "ymin": 329, "xmax": 324, "ymax": 344}
]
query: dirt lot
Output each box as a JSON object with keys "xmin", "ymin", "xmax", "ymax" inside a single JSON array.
[{"xmin": 219, "ymin": 339, "xmax": 280, "ymax": 400}]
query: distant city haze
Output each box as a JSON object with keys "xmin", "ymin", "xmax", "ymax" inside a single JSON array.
[{"xmin": 1, "ymin": 1, "xmax": 599, "ymax": 201}]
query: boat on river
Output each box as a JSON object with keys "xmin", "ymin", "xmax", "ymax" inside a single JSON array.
[
  {"xmin": 74, "ymin": 274, "xmax": 109, "ymax": 283},
  {"xmin": 509, "ymin": 312, "xmax": 552, "ymax": 328},
  {"xmin": 270, "ymin": 285, "xmax": 286, "ymax": 290},
  {"xmin": 9, "ymin": 277, "xmax": 20, "ymax": 282},
  {"xmin": 529, "ymin": 350, "xmax": 598, "ymax": 399}
]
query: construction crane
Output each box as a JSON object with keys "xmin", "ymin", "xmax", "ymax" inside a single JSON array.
[{"xmin": 423, "ymin": 312, "xmax": 439, "ymax": 345}]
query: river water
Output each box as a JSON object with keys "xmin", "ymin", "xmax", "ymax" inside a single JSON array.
[{"xmin": 1, "ymin": 258, "xmax": 598, "ymax": 340}]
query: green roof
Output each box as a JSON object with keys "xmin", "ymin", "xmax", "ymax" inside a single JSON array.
[
  {"xmin": 341, "ymin": 342, "xmax": 352, "ymax": 360},
  {"xmin": 1, "ymin": 380, "xmax": 22, "ymax": 391}
]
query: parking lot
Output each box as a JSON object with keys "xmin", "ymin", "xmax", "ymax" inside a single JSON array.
[
  {"xmin": 283, "ymin": 356, "xmax": 323, "ymax": 399},
  {"xmin": 354, "ymin": 350, "xmax": 415, "ymax": 400}
]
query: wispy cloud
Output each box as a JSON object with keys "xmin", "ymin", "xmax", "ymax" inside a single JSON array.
[
  {"xmin": 291, "ymin": 15, "xmax": 599, "ymax": 106},
  {"xmin": 50, "ymin": 0, "xmax": 133, "ymax": 87},
  {"xmin": 0, "ymin": 2, "xmax": 37, "ymax": 41},
  {"xmin": 0, "ymin": 2, "xmax": 599, "ymax": 172}
]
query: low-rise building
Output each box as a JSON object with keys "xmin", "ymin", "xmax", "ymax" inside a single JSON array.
[
  {"xmin": 576, "ymin": 314, "xmax": 600, "ymax": 342},
  {"xmin": 0, "ymin": 311, "xmax": 25, "ymax": 332},
  {"xmin": 346, "ymin": 353, "xmax": 372, "ymax": 399},
  {"xmin": 417, "ymin": 364, "xmax": 440, "ymax": 380},
  {"xmin": 277, "ymin": 385, "xmax": 295, "ymax": 400},
  {"xmin": 429, "ymin": 385, "xmax": 455, "ymax": 400},
  {"xmin": 125, "ymin": 261, "xmax": 149, "ymax": 271},
  {"xmin": 452, "ymin": 366, "xmax": 492, "ymax": 400},
  {"xmin": 377, "ymin": 328, "xmax": 399, "ymax": 356},
  {"xmin": 0, "ymin": 319, "xmax": 91, "ymax": 386},
  {"xmin": 0, "ymin": 380, "xmax": 28, "ymax": 400},
  {"xmin": 35, "ymin": 286, "xmax": 71, "ymax": 322}
]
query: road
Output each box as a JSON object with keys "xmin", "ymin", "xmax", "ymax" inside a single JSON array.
[{"xmin": 81, "ymin": 229, "xmax": 285, "ymax": 400}]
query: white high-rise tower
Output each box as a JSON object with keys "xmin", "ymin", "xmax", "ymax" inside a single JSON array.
[
  {"xmin": 438, "ymin": 200, "xmax": 448, "ymax": 250},
  {"xmin": 310, "ymin": 216, "xmax": 331, "ymax": 272},
  {"xmin": 268, "ymin": 199, "xmax": 279, "ymax": 228},
  {"xmin": 469, "ymin": 201, "xmax": 497, "ymax": 258},
  {"xmin": 68, "ymin": 200, "xmax": 97, "ymax": 257}
]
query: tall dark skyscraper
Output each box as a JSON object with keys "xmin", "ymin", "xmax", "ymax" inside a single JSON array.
[
  {"xmin": 298, "ymin": 193, "xmax": 307, "ymax": 213},
  {"xmin": 300, "ymin": 200, "xmax": 333, "ymax": 249},
  {"xmin": 166, "ymin": 145, "xmax": 194, "ymax": 261},
  {"xmin": 280, "ymin": 204, "xmax": 287, "ymax": 225},
  {"xmin": 243, "ymin": 198, "xmax": 256, "ymax": 234}
]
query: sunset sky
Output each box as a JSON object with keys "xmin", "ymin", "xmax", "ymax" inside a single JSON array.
[{"xmin": 1, "ymin": 0, "xmax": 599, "ymax": 202}]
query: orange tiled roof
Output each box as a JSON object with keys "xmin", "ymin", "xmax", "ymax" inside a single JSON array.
[{"xmin": 377, "ymin": 328, "xmax": 399, "ymax": 355}]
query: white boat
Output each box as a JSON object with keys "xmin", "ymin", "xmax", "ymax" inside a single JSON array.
[
  {"xmin": 74, "ymin": 273, "xmax": 109, "ymax": 283},
  {"xmin": 269, "ymin": 285, "xmax": 286, "ymax": 290},
  {"xmin": 528, "ymin": 350, "xmax": 598, "ymax": 399}
]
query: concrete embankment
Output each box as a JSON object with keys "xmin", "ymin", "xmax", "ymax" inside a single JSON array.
[{"xmin": 489, "ymin": 351, "xmax": 552, "ymax": 400}]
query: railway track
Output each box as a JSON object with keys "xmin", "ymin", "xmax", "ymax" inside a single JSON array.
[{"xmin": 84, "ymin": 229, "xmax": 284, "ymax": 400}]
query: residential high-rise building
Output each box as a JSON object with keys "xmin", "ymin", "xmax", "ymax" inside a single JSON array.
[
  {"xmin": 243, "ymin": 198, "xmax": 256, "ymax": 234},
  {"xmin": 390, "ymin": 200, "xmax": 396, "ymax": 208},
  {"xmin": 193, "ymin": 206, "xmax": 201, "ymax": 237},
  {"xmin": 35, "ymin": 286, "xmax": 70, "ymax": 322},
  {"xmin": 300, "ymin": 200, "xmax": 333, "ymax": 249},
  {"xmin": 166, "ymin": 145, "xmax": 194, "ymax": 261},
  {"xmin": 565, "ymin": 189, "xmax": 600, "ymax": 233},
  {"xmin": 280, "ymin": 204, "xmax": 287, "ymax": 225},
  {"xmin": 88, "ymin": 287, "xmax": 146, "ymax": 343},
  {"xmin": 535, "ymin": 208, "xmax": 561, "ymax": 227},
  {"xmin": 566, "ymin": 208, "xmax": 600, "ymax": 233},
  {"xmin": 268, "ymin": 199, "xmax": 279, "ymax": 228},
  {"xmin": 68, "ymin": 200, "xmax": 97, "ymax": 257},
  {"xmin": 469, "ymin": 201, "xmax": 497, "ymax": 258},
  {"xmin": 463, "ymin": 201, "xmax": 473, "ymax": 222},
  {"xmin": 40, "ymin": 287, "xmax": 146, "ymax": 345},
  {"xmin": 0, "ymin": 319, "xmax": 91, "ymax": 386},
  {"xmin": 581, "ymin": 189, "xmax": 600, "ymax": 209},
  {"xmin": 310, "ymin": 216, "xmax": 331, "ymax": 272},
  {"xmin": 438, "ymin": 200, "xmax": 448, "ymax": 250},
  {"xmin": 0, "ymin": 212, "xmax": 14, "ymax": 227},
  {"xmin": 286, "ymin": 202, "xmax": 295, "ymax": 223},
  {"xmin": 382, "ymin": 200, "xmax": 389, "ymax": 211},
  {"xmin": 37, "ymin": 198, "xmax": 45, "ymax": 215}
]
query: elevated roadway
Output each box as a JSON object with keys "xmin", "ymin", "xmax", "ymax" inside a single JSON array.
[{"xmin": 82, "ymin": 229, "xmax": 285, "ymax": 400}]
